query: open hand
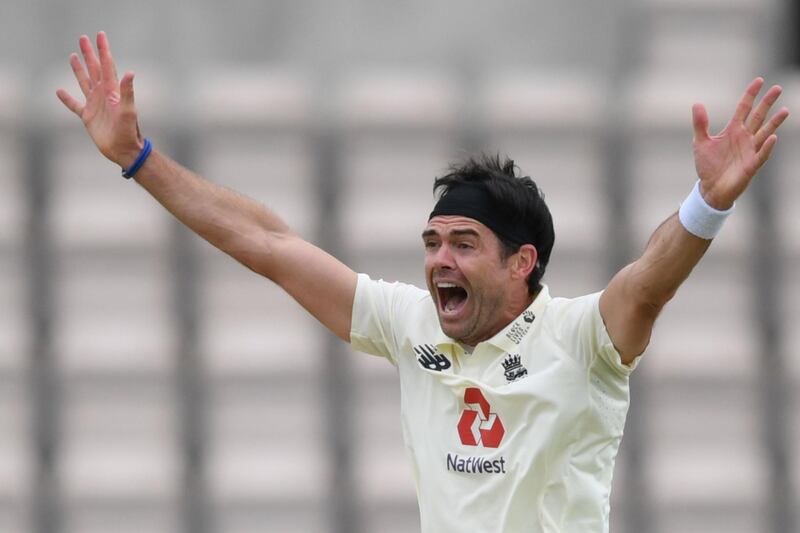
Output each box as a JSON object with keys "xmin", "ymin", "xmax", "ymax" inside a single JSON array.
[
  {"xmin": 692, "ymin": 77, "xmax": 790, "ymax": 210},
  {"xmin": 56, "ymin": 32, "xmax": 143, "ymax": 168}
]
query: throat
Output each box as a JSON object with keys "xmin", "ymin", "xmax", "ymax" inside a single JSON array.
[{"xmin": 441, "ymin": 287, "xmax": 468, "ymax": 312}]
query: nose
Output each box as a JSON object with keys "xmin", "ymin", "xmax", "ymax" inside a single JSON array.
[{"xmin": 428, "ymin": 243, "xmax": 456, "ymax": 270}]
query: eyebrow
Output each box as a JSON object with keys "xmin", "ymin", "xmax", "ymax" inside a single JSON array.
[
  {"xmin": 451, "ymin": 228, "xmax": 480, "ymax": 238},
  {"xmin": 421, "ymin": 228, "xmax": 480, "ymax": 239}
]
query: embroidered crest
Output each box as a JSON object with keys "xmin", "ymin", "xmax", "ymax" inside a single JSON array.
[{"xmin": 502, "ymin": 354, "xmax": 528, "ymax": 383}]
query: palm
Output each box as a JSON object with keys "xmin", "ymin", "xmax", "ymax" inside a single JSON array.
[
  {"xmin": 694, "ymin": 123, "xmax": 758, "ymax": 201},
  {"xmin": 83, "ymin": 86, "xmax": 132, "ymax": 153},
  {"xmin": 56, "ymin": 32, "xmax": 141, "ymax": 167},
  {"xmin": 690, "ymin": 78, "xmax": 788, "ymax": 210}
]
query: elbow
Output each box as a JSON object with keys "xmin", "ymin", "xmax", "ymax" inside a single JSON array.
[
  {"xmin": 630, "ymin": 296, "xmax": 664, "ymax": 325},
  {"xmin": 625, "ymin": 261, "xmax": 682, "ymax": 313},
  {"xmin": 637, "ymin": 283, "xmax": 677, "ymax": 314},
  {"xmin": 223, "ymin": 228, "xmax": 290, "ymax": 280}
]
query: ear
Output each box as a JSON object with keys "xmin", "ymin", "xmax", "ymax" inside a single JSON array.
[{"xmin": 510, "ymin": 244, "xmax": 538, "ymax": 281}]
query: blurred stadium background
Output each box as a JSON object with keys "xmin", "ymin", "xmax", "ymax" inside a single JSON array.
[{"xmin": 0, "ymin": 0, "xmax": 798, "ymax": 532}]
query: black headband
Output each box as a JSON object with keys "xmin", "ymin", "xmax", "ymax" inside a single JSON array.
[{"xmin": 428, "ymin": 183, "xmax": 532, "ymax": 246}]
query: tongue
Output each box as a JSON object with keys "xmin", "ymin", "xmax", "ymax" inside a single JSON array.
[{"xmin": 445, "ymin": 289, "xmax": 467, "ymax": 312}]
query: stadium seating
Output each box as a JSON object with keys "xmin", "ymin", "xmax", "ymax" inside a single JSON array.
[
  {"xmin": 0, "ymin": 377, "xmax": 32, "ymax": 533},
  {"xmin": 45, "ymin": 67, "xmax": 173, "ymax": 251},
  {"xmin": 480, "ymin": 71, "xmax": 607, "ymax": 258},
  {"xmin": 780, "ymin": 67, "xmax": 800, "ymax": 508},
  {"xmin": 0, "ymin": 68, "xmax": 31, "ymax": 533},
  {"xmin": 6, "ymin": 0, "xmax": 796, "ymax": 528},
  {"xmin": 338, "ymin": 69, "xmax": 460, "ymax": 255},
  {"xmin": 0, "ymin": 71, "xmax": 24, "ymax": 251},
  {"xmin": 39, "ymin": 69, "xmax": 182, "ymax": 533},
  {"xmin": 773, "ymin": 72, "xmax": 800, "ymax": 257},
  {"xmin": 634, "ymin": 0, "xmax": 770, "ymax": 78},
  {"xmin": 623, "ymin": 3, "xmax": 775, "ymax": 528},
  {"xmin": 337, "ymin": 69, "xmax": 459, "ymax": 533},
  {"xmin": 191, "ymin": 68, "xmax": 328, "ymax": 532}
]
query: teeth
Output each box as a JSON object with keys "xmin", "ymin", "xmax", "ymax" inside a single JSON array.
[{"xmin": 437, "ymin": 282, "xmax": 457, "ymax": 288}]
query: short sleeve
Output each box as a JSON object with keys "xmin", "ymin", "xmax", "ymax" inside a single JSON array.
[
  {"xmin": 590, "ymin": 293, "xmax": 642, "ymax": 376},
  {"xmin": 546, "ymin": 292, "xmax": 641, "ymax": 376},
  {"xmin": 349, "ymin": 273, "xmax": 427, "ymax": 366}
]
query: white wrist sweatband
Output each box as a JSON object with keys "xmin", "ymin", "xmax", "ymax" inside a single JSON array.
[{"xmin": 678, "ymin": 181, "xmax": 734, "ymax": 240}]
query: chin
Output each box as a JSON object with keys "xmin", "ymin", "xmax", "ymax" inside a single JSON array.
[{"xmin": 438, "ymin": 318, "xmax": 468, "ymax": 343}]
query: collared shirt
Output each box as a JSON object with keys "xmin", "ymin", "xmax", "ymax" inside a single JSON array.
[{"xmin": 350, "ymin": 274, "xmax": 640, "ymax": 533}]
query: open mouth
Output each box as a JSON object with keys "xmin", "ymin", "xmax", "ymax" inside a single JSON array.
[{"xmin": 436, "ymin": 282, "xmax": 469, "ymax": 315}]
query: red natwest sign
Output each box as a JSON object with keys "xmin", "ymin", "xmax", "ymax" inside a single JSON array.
[{"xmin": 457, "ymin": 387, "xmax": 505, "ymax": 448}]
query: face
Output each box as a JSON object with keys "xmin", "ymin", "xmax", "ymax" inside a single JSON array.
[{"xmin": 422, "ymin": 216, "xmax": 534, "ymax": 346}]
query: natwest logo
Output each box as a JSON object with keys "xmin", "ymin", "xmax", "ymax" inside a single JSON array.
[{"xmin": 457, "ymin": 387, "xmax": 505, "ymax": 448}]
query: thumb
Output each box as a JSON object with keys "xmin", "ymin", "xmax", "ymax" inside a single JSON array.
[
  {"xmin": 692, "ymin": 103, "xmax": 710, "ymax": 142},
  {"xmin": 120, "ymin": 71, "xmax": 136, "ymax": 107}
]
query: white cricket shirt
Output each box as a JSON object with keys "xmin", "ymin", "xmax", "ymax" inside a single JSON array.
[{"xmin": 350, "ymin": 274, "xmax": 641, "ymax": 533}]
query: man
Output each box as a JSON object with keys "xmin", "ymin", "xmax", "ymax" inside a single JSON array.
[{"xmin": 57, "ymin": 32, "xmax": 789, "ymax": 532}]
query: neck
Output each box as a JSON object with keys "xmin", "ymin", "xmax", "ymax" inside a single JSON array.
[
  {"xmin": 508, "ymin": 286, "xmax": 539, "ymax": 317},
  {"xmin": 461, "ymin": 287, "xmax": 540, "ymax": 346}
]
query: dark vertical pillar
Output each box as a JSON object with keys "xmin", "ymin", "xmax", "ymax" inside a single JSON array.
[
  {"xmin": 455, "ymin": 64, "xmax": 486, "ymax": 156},
  {"xmin": 602, "ymin": 120, "xmax": 651, "ymax": 533},
  {"xmin": 26, "ymin": 126, "xmax": 60, "ymax": 533},
  {"xmin": 755, "ymin": 3, "xmax": 795, "ymax": 531},
  {"xmin": 752, "ymin": 168, "xmax": 794, "ymax": 533},
  {"xmin": 792, "ymin": 0, "xmax": 800, "ymax": 66},
  {"xmin": 316, "ymin": 124, "xmax": 359, "ymax": 533},
  {"xmin": 169, "ymin": 129, "xmax": 209, "ymax": 533},
  {"xmin": 601, "ymin": 1, "xmax": 650, "ymax": 531}
]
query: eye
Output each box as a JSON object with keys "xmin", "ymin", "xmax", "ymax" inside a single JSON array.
[
  {"xmin": 424, "ymin": 240, "xmax": 440, "ymax": 250},
  {"xmin": 456, "ymin": 242, "xmax": 474, "ymax": 250}
]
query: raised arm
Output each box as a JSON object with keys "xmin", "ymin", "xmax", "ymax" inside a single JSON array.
[
  {"xmin": 600, "ymin": 78, "xmax": 790, "ymax": 365},
  {"xmin": 56, "ymin": 32, "xmax": 357, "ymax": 341}
]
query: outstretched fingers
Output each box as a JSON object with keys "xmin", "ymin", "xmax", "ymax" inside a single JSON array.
[
  {"xmin": 79, "ymin": 34, "xmax": 101, "ymax": 85},
  {"xmin": 69, "ymin": 53, "xmax": 92, "ymax": 97},
  {"xmin": 120, "ymin": 71, "xmax": 136, "ymax": 107},
  {"xmin": 755, "ymin": 134, "xmax": 778, "ymax": 170},
  {"xmin": 56, "ymin": 88, "xmax": 84, "ymax": 117},
  {"xmin": 747, "ymin": 85, "xmax": 783, "ymax": 134},
  {"xmin": 754, "ymin": 106, "xmax": 790, "ymax": 150},
  {"xmin": 96, "ymin": 31, "xmax": 119, "ymax": 87},
  {"xmin": 732, "ymin": 77, "xmax": 765, "ymax": 125},
  {"xmin": 692, "ymin": 103, "xmax": 710, "ymax": 142}
]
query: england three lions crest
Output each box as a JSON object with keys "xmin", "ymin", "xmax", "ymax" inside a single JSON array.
[{"xmin": 502, "ymin": 354, "xmax": 528, "ymax": 383}]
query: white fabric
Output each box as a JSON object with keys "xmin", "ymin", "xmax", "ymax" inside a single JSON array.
[
  {"xmin": 350, "ymin": 274, "xmax": 640, "ymax": 533},
  {"xmin": 678, "ymin": 180, "xmax": 734, "ymax": 239}
]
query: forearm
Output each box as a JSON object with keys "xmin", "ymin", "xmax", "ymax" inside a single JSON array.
[
  {"xmin": 601, "ymin": 212, "xmax": 712, "ymax": 363},
  {"xmin": 132, "ymin": 149, "xmax": 293, "ymax": 275},
  {"xmin": 625, "ymin": 213, "xmax": 712, "ymax": 309},
  {"xmin": 597, "ymin": 78, "xmax": 787, "ymax": 364}
]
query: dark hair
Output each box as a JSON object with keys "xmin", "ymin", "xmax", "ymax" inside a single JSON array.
[{"xmin": 432, "ymin": 154, "xmax": 555, "ymax": 294}]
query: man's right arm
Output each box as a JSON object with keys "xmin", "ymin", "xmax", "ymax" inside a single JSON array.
[
  {"xmin": 134, "ymin": 151, "xmax": 358, "ymax": 341},
  {"xmin": 56, "ymin": 31, "xmax": 357, "ymax": 342}
]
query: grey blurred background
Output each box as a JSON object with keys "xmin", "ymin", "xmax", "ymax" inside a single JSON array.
[{"xmin": 1, "ymin": 1, "xmax": 799, "ymax": 532}]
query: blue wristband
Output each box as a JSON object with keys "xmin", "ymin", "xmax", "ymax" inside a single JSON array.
[{"xmin": 121, "ymin": 138, "xmax": 153, "ymax": 179}]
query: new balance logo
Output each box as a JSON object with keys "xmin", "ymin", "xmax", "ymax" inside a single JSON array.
[
  {"xmin": 415, "ymin": 344, "xmax": 451, "ymax": 372},
  {"xmin": 457, "ymin": 388, "xmax": 505, "ymax": 448}
]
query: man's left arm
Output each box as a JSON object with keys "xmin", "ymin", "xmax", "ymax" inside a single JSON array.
[{"xmin": 600, "ymin": 78, "xmax": 790, "ymax": 365}]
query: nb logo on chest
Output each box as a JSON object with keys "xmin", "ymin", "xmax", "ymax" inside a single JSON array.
[{"xmin": 414, "ymin": 344, "xmax": 451, "ymax": 371}]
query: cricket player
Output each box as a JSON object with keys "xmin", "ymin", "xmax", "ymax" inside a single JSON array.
[{"xmin": 57, "ymin": 32, "xmax": 789, "ymax": 532}]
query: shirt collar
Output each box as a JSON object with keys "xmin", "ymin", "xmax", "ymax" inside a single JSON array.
[{"xmin": 432, "ymin": 285, "xmax": 552, "ymax": 354}]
